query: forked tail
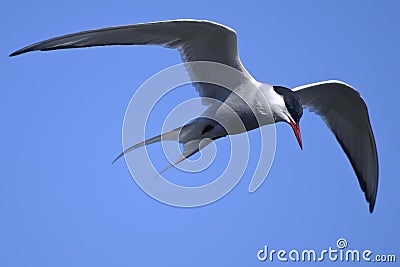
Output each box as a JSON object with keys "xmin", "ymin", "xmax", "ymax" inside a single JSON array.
[
  {"xmin": 113, "ymin": 118, "xmax": 222, "ymax": 173},
  {"xmin": 112, "ymin": 125, "xmax": 184, "ymax": 164}
]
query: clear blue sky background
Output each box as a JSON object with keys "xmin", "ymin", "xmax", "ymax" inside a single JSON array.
[{"xmin": 2, "ymin": 1, "xmax": 399, "ymax": 266}]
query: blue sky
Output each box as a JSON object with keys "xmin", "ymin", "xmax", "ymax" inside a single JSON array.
[{"xmin": 2, "ymin": 1, "xmax": 399, "ymax": 266}]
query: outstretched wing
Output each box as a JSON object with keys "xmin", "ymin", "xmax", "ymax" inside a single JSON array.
[
  {"xmin": 293, "ymin": 80, "xmax": 378, "ymax": 212},
  {"xmin": 10, "ymin": 19, "xmax": 249, "ymax": 103}
]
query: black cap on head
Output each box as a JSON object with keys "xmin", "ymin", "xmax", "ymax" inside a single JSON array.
[{"xmin": 273, "ymin": 86, "xmax": 303, "ymax": 124}]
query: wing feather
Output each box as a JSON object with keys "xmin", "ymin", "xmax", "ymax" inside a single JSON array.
[
  {"xmin": 294, "ymin": 80, "xmax": 378, "ymax": 212},
  {"xmin": 10, "ymin": 19, "xmax": 249, "ymax": 103}
]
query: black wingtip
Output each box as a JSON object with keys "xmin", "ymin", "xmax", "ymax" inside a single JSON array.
[
  {"xmin": 9, "ymin": 49, "xmax": 26, "ymax": 57},
  {"xmin": 9, "ymin": 46, "xmax": 35, "ymax": 57},
  {"xmin": 367, "ymin": 184, "xmax": 377, "ymax": 213},
  {"xmin": 369, "ymin": 202, "xmax": 375, "ymax": 213}
]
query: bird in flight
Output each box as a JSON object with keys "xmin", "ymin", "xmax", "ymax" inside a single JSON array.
[{"xmin": 10, "ymin": 19, "xmax": 378, "ymax": 212}]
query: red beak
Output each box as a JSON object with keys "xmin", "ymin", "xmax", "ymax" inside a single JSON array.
[{"xmin": 289, "ymin": 120, "xmax": 302, "ymax": 150}]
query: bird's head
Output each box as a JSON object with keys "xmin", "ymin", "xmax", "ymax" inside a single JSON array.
[{"xmin": 272, "ymin": 85, "xmax": 303, "ymax": 149}]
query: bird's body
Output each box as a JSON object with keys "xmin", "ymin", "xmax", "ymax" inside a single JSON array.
[
  {"xmin": 198, "ymin": 81, "xmax": 276, "ymax": 135},
  {"xmin": 10, "ymin": 19, "xmax": 378, "ymax": 212}
]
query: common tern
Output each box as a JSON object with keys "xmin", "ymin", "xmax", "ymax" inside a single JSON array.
[{"xmin": 10, "ymin": 19, "xmax": 378, "ymax": 212}]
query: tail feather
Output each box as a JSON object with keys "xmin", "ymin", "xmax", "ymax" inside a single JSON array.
[
  {"xmin": 159, "ymin": 138, "xmax": 213, "ymax": 174},
  {"xmin": 113, "ymin": 119, "xmax": 214, "ymax": 174},
  {"xmin": 112, "ymin": 126, "xmax": 184, "ymax": 164}
]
